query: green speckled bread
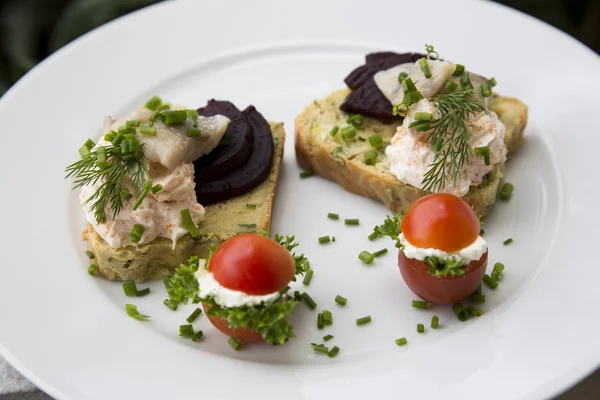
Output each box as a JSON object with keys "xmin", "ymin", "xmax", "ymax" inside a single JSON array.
[
  {"xmin": 84, "ymin": 122, "xmax": 285, "ymax": 282},
  {"xmin": 295, "ymin": 89, "xmax": 527, "ymax": 217}
]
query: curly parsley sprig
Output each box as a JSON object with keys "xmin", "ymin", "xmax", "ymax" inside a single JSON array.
[{"xmin": 370, "ymin": 211, "xmax": 404, "ymax": 248}]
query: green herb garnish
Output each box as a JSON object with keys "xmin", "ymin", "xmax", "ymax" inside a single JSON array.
[
  {"xmin": 344, "ymin": 218, "xmax": 360, "ymax": 226},
  {"xmin": 452, "ymin": 303, "xmax": 468, "ymax": 322},
  {"xmin": 335, "ymin": 295, "xmax": 347, "ymax": 306},
  {"xmin": 483, "ymin": 274, "xmax": 499, "ymax": 289},
  {"xmin": 301, "ymin": 292, "xmax": 317, "ymax": 310},
  {"xmin": 500, "ymin": 182, "xmax": 514, "ymax": 200},
  {"xmin": 125, "ymin": 304, "xmax": 149, "ymax": 320},
  {"xmin": 181, "ymin": 209, "xmax": 200, "ymax": 238},
  {"xmin": 424, "ymin": 256, "xmax": 466, "ymax": 277},
  {"xmin": 299, "ymin": 170, "xmax": 314, "ymax": 179},
  {"xmin": 370, "ymin": 211, "xmax": 403, "ymax": 247},
  {"xmin": 358, "ymin": 250, "xmax": 375, "ymax": 265},
  {"xmin": 417, "ymin": 323, "xmax": 425, "ymax": 333},
  {"xmin": 318, "ymin": 235, "xmax": 331, "ymax": 244},
  {"xmin": 328, "ymin": 346, "xmax": 340, "ymax": 358},
  {"xmin": 186, "ymin": 308, "xmax": 202, "ymax": 323},
  {"xmin": 395, "ymin": 337, "xmax": 408, "ymax": 346},
  {"xmin": 412, "ymin": 300, "xmax": 428, "ymax": 310},
  {"xmin": 431, "ymin": 315, "xmax": 440, "ymax": 329},
  {"xmin": 88, "ymin": 264, "xmax": 97, "ymax": 276},
  {"xmin": 356, "ymin": 315, "xmax": 372, "ymax": 326},
  {"xmin": 327, "ymin": 213, "xmax": 339, "ymax": 220}
]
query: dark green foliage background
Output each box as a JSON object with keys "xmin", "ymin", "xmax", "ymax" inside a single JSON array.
[{"xmin": 1, "ymin": 0, "xmax": 599, "ymax": 96}]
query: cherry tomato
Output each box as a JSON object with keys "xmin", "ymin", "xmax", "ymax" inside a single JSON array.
[
  {"xmin": 209, "ymin": 233, "xmax": 296, "ymax": 295},
  {"xmin": 401, "ymin": 193, "xmax": 480, "ymax": 253},
  {"xmin": 202, "ymin": 304, "xmax": 264, "ymax": 342},
  {"xmin": 398, "ymin": 250, "xmax": 488, "ymax": 304}
]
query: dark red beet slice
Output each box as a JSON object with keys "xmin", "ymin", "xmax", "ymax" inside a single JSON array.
[
  {"xmin": 194, "ymin": 100, "xmax": 253, "ymax": 183},
  {"xmin": 195, "ymin": 106, "xmax": 274, "ymax": 206},
  {"xmin": 344, "ymin": 52, "xmax": 424, "ymax": 90},
  {"xmin": 340, "ymin": 79, "xmax": 400, "ymax": 120}
]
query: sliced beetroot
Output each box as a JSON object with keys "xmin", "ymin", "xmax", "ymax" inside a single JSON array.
[
  {"xmin": 194, "ymin": 100, "xmax": 253, "ymax": 183},
  {"xmin": 340, "ymin": 79, "xmax": 400, "ymax": 120},
  {"xmin": 195, "ymin": 106, "xmax": 274, "ymax": 206},
  {"xmin": 344, "ymin": 52, "xmax": 424, "ymax": 90}
]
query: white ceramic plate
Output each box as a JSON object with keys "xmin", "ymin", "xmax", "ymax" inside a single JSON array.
[{"xmin": 1, "ymin": 0, "xmax": 599, "ymax": 399}]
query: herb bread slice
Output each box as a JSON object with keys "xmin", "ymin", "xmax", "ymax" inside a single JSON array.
[
  {"xmin": 84, "ymin": 122, "xmax": 285, "ymax": 282},
  {"xmin": 295, "ymin": 89, "xmax": 527, "ymax": 217}
]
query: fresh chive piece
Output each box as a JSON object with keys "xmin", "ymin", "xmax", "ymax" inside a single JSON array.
[
  {"xmin": 150, "ymin": 184, "xmax": 163, "ymax": 194},
  {"xmin": 417, "ymin": 58, "xmax": 432, "ymax": 78},
  {"xmin": 311, "ymin": 343, "xmax": 329, "ymax": 354},
  {"xmin": 414, "ymin": 112, "xmax": 433, "ymax": 121},
  {"xmin": 368, "ymin": 232, "xmax": 379, "ymax": 241},
  {"xmin": 488, "ymin": 77, "xmax": 498, "ymax": 87},
  {"xmin": 245, "ymin": 204, "xmax": 257, "ymax": 209},
  {"xmin": 186, "ymin": 109, "xmax": 199, "ymax": 121},
  {"xmin": 186, "ymin": 308, "xmax": 202, "ymax": 323},
  {"xmin": 88, "ymin": 264, "xmax": 97, "ymax": 276},
  {"xmin": 136, "ymin": 287, "xmax": 150, "ymax": 297},
  {"xmin": 368, "ymin": 134, "xmax": 383, "ymax": 148},
  {"xmin": 417, "ymin": 323, "xmax": 425, "ymax": 333},
  {"xmin": 364, "ymin": 149, "xmax": 378, "ymax": 166},
  {"xmin": 180, "ymin": 324, "xmax": 194, "ymax": 337},
  {"xmin": 335, "ymin": 295, "xmax": 347, "ymax": 306},
  {"xmin": 164, "ymin": 299, "xmax": 178, "ymax": 311},
  {"xmin": 483, "ymin": 274, "xmax": 498, "ymax": 289},
  {"xmin": 132, "ymin": 179, "xmax": 153, "ymax": 210},
  {"xmin": 161, "ymin": 110, "xmax": 188, "ymax": 124},
  {"xmin": 180, "ymin": 209, "xmax": 200, "ymax": 238},
  {"xmin": 327, "ymin": 213, "xmax": 340, "ymax": 220},
  {"xmin": 85, "ymin": 250, "xmax": 95, "ymax": 259},
  {"xmin": 120, "ymin": 189, "xmax": 132, "ymax": 201},
  {"xmin": 104, "ymin": 130, "xmax": 117, "ymax": 142},
  {"xmin": 469, "ymin": 294, "xmax": 486, "ymax": 303},
  {"xmin": 492, "ymin": 262, "xmax": 505, "ymax": 281},
  {"xmin": 480, "ymin": 81, "xmax": 492, "ymax": 97},
  {"xmin": 395, "ymin": 337, "xmax": 408, "ymax": 346},
  {"xmin": 301, "ymin": 292, "xmax": 317, "ymax": 310},
  {"xmin": 191, "ymin": 331, "xmax": 204, "ymax": 342},
  {"xmin": 318, "ymin": 236, "xmax": 331, "ymax": 245},
  {"xmin": 332, "ymin": 237, "xmax": 336, "ymax": 242},
  {"xmin": 475, "ymin": 146, "xmax": 491, "ymax": 165},
  {"xmin": 130, "ymin": 224, "xmax": 145, "ymax": 243},
  {"xmin": 452, "ymin": 303, "xmax": 468, "ymax": 322},
  {"xmin": 453, "ymin": 64, "xmax": 465, "ymax": 76},
  {"xmin": 303, "ymin": 269, "xmax": 314, "ymax": 286},
  {"xmin": 96, "ymin": 146, "xmax": 107, "ymax": 169},
  {"xmin": 503, "ymin": 237, "xmax": 514, "ymax": 246},
  {"xmin": 145, "ymin": 95, "xmax": 162, "ymax": 110},
  {"xmin": 79, "ymin": 145, "xmax": 91, "ymax": 157},
  {"xmin": 468, "ymin": 307, "xmax": 483, "ymax": 317},
  {"xmin": 322, "ymin": 310, "xmax": 333, "ymax": 325},
  {"xmin": 329, "ymin": 125, "xmax": 339, "ymax": 137},
  {"xmin": 83, "ymin": 138, "xmax": 95, "ymax": 150},
  {"xmin": 125, "ymin": 304, "xmax": 149, "ymax": 320},
  {"xmin": 408, "ymin": 119, "xmax": 428, "ymax": 129},
  {"xmin": 431, "ymin": 315, "xmax": 440, "ymax": 329},
  {"xmin": 317, "ymin": 312, "xmax": 324, "ymax": 329},
  {"xmin": 356, "ymin": 315, "xmax": 372, "ymax": 326},
  {"xmin": 344, "ymin": 219, "xmax": 360, "ymax": 226},
  {"xmin": 157, "ymin": 104, "xmax": 171, "ymax": 111},
  {"xmin": 323, "ymin": 334, "xmax": 334, "ymax": 341},
  {"xmin": 328, "ymin": 346, "xmax": 340, "ymax": 358},
  {"xmin": 397, "ymin": 71, "xmax": 409, "ymax": 82},
  {"xmin": 238, "ymin": 223, "xmax": 257, "ymax": 231},
  {"xmin": 123, "ymin": 282, "xmax": 137, "ymax": 296},
  {"xmin": 341, "ymin": 126, "xmax": 357, "ymax": 141},
  {"xmin": 347, "ymin": 114, "xmax": 364, "ymax": 128},
  {"xmin": 126, "ymin": 119, "xmax": 140, "ymax": 127},
  {"xmin": 293, "ymin": 291, "xmax": 302, "ymax": 301},
  {"xmin": 118, "ymin": 125, "xmax": 134, "ymax": 135},
  {"xmin": 187, "ymin": 128, "xmax": 203, "ymax": 137},
  {"xmin": 444, "ymin": 80, "xmax": 458, "ymax": 92},
  {"xmin": 499, "ymin": 182, "xmax": 514, "ymax": 200},
  {"xmin": 373, "ymin": 248, "xmax": 388, "ymax": 258},
  {"xmin": 432, "ymin": 136, "xmax": 444, "ymax": 151},
  {"xmin": 358, "ymin": 250, "xmax": 375, "ymax": 264},
  {"xmin": 299, "ymin": 170, "xmax": 314, "ymax": 179},
  {"xmin": 412, "ymin": 300, "xmax": 428, "ymax": 310},
  {"xmin": 112, "ymin": 133, "xmax": 124, "ymax": 146},
  {"xmin": 460, "ymin": 71, "xmax": 473, "ymax": 90},
  {"xmin": 228, "ymin": 338, "xmax": 241, "ymax": 351}
]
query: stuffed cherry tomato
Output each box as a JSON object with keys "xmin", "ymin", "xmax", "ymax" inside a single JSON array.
[
  {"xmin": 398, "ymin": 193, "xmax": 488, "ymax": 304},
  {"xmin": 196, "ymin": 233, "xmax": 300, "ymax": 343}
]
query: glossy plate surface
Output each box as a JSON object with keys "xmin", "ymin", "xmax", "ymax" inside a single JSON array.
[{"xmin": 0, "ymin": 0, "xmax": 598, "ymax": 399}]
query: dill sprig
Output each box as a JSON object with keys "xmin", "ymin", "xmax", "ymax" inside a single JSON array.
[
  {"xmin": 65, "ymin": 143, "xmax": 148, "ymax": 224},
  {"xmin": 421, "ymin": 90, "xmax": 488, "ymax": 193}
]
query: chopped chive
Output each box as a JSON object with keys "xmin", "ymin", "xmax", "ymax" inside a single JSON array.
[
  {"xmin": 344, "ymin": 219, "xmax": 360, "ymax": 226},
  {"xmin": 126, "ymin": 119, "xmax": 140, "ymax": 127},
  {"xmin": 293, "ymin": 291, "xmax": 302, "ymax": 301},
  {"xmin": 499, "ymin": 183, "xmax": 514, "ymax": 200},
  {"xmin": 452, "ymin": 303, "xmax": 468, "ymax": 322},
  {"xmin": 130, "ymin": 224, "xmax": 145, "ymax": 243},
  {"xmin": 412, "ymin": 300, "xmax": 428, "ymax": 310},
  {"xmin": 112, "ymin": 133, "xmax": 124, "ymax": 146},
  {"xmin": 483, "ymin": 274, "xmax": 498, "ymax": 289},
  {"xmin": 191, "ymin": 331, "xmax": 204, "ymax": 342},
  {"xmin": 96, "ymin": 146, "xmax": 107, "ymax": 169},
  {"xmin": 301, "ymin": 292, "xmax": 317, "ymax": 309},
  {"xmin": 323, "ymin": 334, "xmax": 334, "ymax": 341},
  {"xmin": 364, "ymin": 149, "xmax": 378, "ymax": 166},
  {"xmin": 373, "ymin": 248, "xmax": 388, "ymax": 258},
  {"xmin": 341, "ymin": 126, "xmax": 357, "ymax": 141},
  {"xmin": 395, "ymin": 337, "xmax": 408, "ymax": 346},
  {"xmin": 503, "ymin": 238, "xmax": 513, "ymax": 245},
  {"xmin": 88, "ymin": 264, "xmax": 97, "ymax": 276},
  {"xmin": 327, "ymin": 213, "xmax": 339, "ymax": 220},
  {"xmin": 356, "ymin": 315, "xmax": 371, "ymax": 326},
  {"xmin": 150, "ymin": 184, "xmax": 163, "ymax": 194},
  {"xmin": 245, "ymin": 203, "xmax": 257, "ymax": 209},
  {"xmin": 145, "ymin": 95, "xmax": 162, "ymax": 110},
  {"xmin": 408, "ymin": 119, "xmax": 428, "ymax": 129},
  {"xmin": 358, "ymin": 250, "xmax": 375, "ymax": 264},
  {"xmin": 431, "ymin": 315, "xmax": 440, "ymax": 329},
  {"xmin": 322, "ymin": 310, "xmax": 333, "ymax": 325},
  {"xmin": 161, "ymin": 110, "xmax": 188, "ymax": 124},
  {"xmin": 368, "ymin": 232, "xmax": 379, "ymax": 241},
  {"xmin": 368, "ymin": 134, "xmax": 383, "ymax": 147},
  {"xmin": 414, "ymin": 112, "xmax": 433, "ymax": 121},
  {"xmin": 186, "ymin": 308, "xmax": 202, "ymax": 323},
  {"xmin": 397, "ymin": 71, "xmax": 408, "ymax": 82},
  {"xmin": 328, "ymin": 346, "xmax": 340, "ymax": 358},
  {"xmin": 468, "ymin": 307, "xmax": 483, "ymax": 317},
  {"xmin": 303, "ymin": 269, "xmax": 314, "ymax": 286},
  {"xmin": 402, "ymin": 77, "xmax": 418, "ymax": 93},
  {"xmin": 299, "ymin": 170, "xmax": 314, "ymax": 179},
  {"xmin": 475, "ymin": 146, "xmax": 491, "ymax": 165},
  {"xmin": 132, "ymin": 179, "xmax": 153, "ymax": 210},
  {"xmin": 136, "ymin": 287, "xmax": 150, "ymax": 297},
  {"xmin": 318, "ymin": 236, "xmax": 331, "ymax": 245},
  {"xmin": 480, "ymin": 81, "xmax": 492, "ymax": 97},
  {"xmin": 347, "ymin": 114, "xmax": 364, "ymax": 128},
  {"xmin": 473, "ymin": 284, "xmax": 482, "ymax": 296},
  {"xmin": 180, "ymin": 209, "xmax": 200, "ymax": 238},
  {"xmin": 120, "ymin": 189, "xmax": 132, "ymax": 201},
  {"xmin": 469, "ymin": 294, "xmax": 486, "ymax": 303},
  {"xmin": 238, "ymin": 223, "xmax": 257, "ymax": 231},
  {"xmin": 453, "ymin": 64, "xmax": 465, "ymax": 76},
  {"xmin": 79, "ymin": 145, "xmax": 91, "ymax": 157},
  {"xmin": 123, "ymin": 282, "xmax": 138, "ymax": 296},
  {"xmin": 444, "ymin": 80, "xmax": 458, "ymax": 92},
  {"xmin": 488, "ymin": 77, "xmax": 498, "ymax": 87},
  {"xmin": 329, "ymin": 125, "xmax": 339, "ymax": 137},
  {"xmin": 332, "ymin": 237, "xmax": 336, "ymax": 242},
  {"xmin": 118, "ymin": 125, "xmax": 133, "ymax": 135},
  {"xmin": 104, "ymin": 130, "xmax": 117, "ymax": 142},
  {"xmin": 460, "ymin": 71, "xmax": 473, "ymax": 90},
  {"xmin": 83, "ymin": 138, "xmax": 95, "ymax": 150},
  {"xmin": 311, "ymin": 343, "xmax": 329, "ymax": 354},
  {"xmin": 164, "ymin": 299, "xmax": 178, "ymax": 311},
  {"xmin": 187, "ymin": 128, "xmax": 203, "ymax": 137},
  {"xmin": 228, "ymin": 338, "xmax": 241, "ymax": 351},
  {"xmin": 417, "ymin": 323, "xmax": 425, "ymax": 333},
  {"xmin": 492, "ymin": 262, "xmax": 505, "ymax": 281},
  {"xmin": 186, "ymin": 109, "xmax": 199, "ymax": 121},
  {"xmin": 415, "ymin": 122, "xmax": 431, "ymax": 132},
  {"xmin": 317, "ymin": 312, "xmax": 324, "ymax": 329},
  {"xmin": 335, "ymin": 295, "xmax": 347, "ymax": 306},
  {"xmin": 432, "ymin": 136, "xmax": 444, "ymax": 151},
  {"xmin": 157, "ymin": 104, "xmax": 171, "ymax": 111},
  {"xmin": 85, "ymin": 250, "xmax": 95, "ymax": 259},
  {"xmin": 125, "ymin": 304, "xmax": 149, "ymax": 320}
]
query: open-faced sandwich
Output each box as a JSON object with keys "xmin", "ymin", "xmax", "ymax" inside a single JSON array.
[
  {"xmin": 295, "ymin": 45, "xmax": 528, "ymax": 217},
  {"xmin": 66, "ymin": 96, "xmax": 285, "ymax": 282}
]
